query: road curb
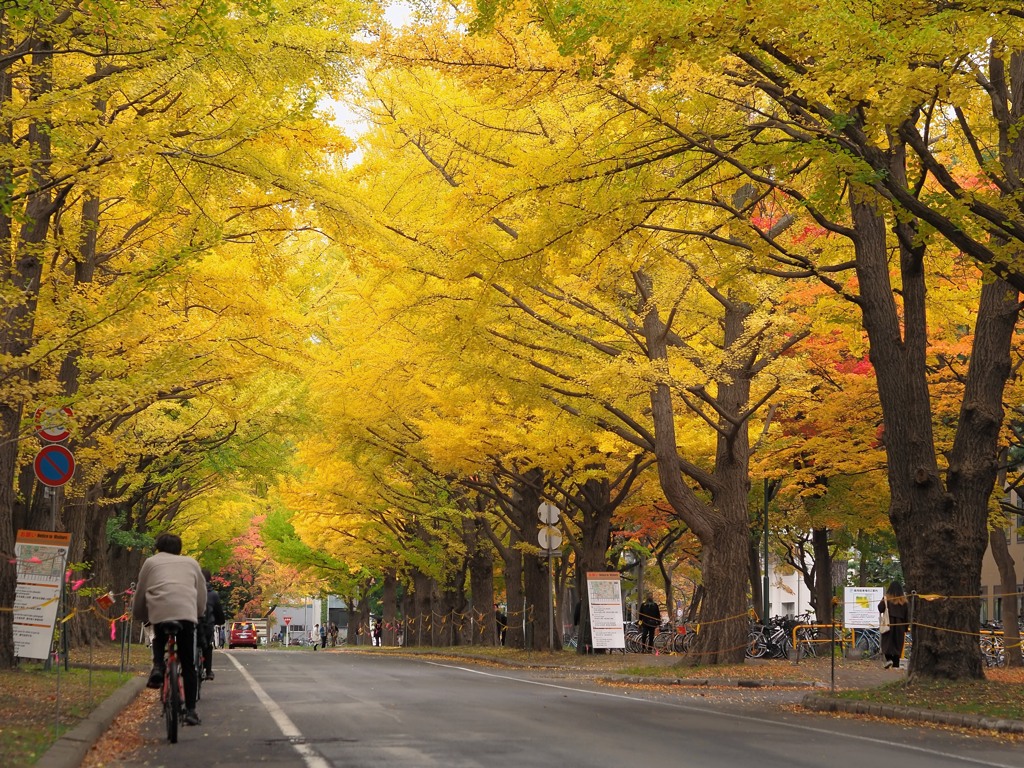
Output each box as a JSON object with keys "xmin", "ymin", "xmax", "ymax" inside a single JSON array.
[
  {"xmin": 35, "ymin": 675, "xmax": 147, "ymax": 768},
  {"xmin": 802, "ymin": 693, "xmax": 1024, "ymax": 735},
  {"xmin": 610, "ymin": 675, "xmax": 825, "ymax": 688}
]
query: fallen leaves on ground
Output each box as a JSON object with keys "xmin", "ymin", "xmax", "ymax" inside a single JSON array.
[
  {"xmin": 0, "ymin": 660, "xmax": 131, "ymax": 768},
  {"xmin": 80, "ymin": 688, "xmax": 160, "ymax": 768}
]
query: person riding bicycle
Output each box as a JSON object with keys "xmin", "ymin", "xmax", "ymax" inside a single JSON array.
[
  {"xmin": 132, "ymin": 532, "xmax": 207, "ymax": 726},
  {"xmin": 200, "ymin": 568, "xmax": 225, "ymax": 680}
]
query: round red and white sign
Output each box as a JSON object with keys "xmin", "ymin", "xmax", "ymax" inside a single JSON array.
[{"xmin": 34, "ymin": 406, "xmax": 74, "ymax": 442}]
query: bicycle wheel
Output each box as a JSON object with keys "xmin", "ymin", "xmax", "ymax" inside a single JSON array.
[
  {"xmin": 980, "ymin": 636, "xmax": 1004, "ymax": 667},
  {"xmin": 671, "ymin": 630, "xmax": 690, "ymax": 654},
  {"xmin": 654, "ymin": 630, "xmax": 670, "ymax": 653},
  {"xmin": 854, "ymin": 628, "xmax": 881, "ymax": 659},
  {"xmin": 625, "ymin": 628, "xmax": 642, "ymax": 653},
  {"xmin": 164, "ymin": 659, "xmax": 181, "ymax": 744},
  {"xmin": 746, "ymin": 629, "xmax": 768, "ymax": 658}
]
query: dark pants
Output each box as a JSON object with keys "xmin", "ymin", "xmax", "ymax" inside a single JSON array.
[
  {"xmin": 152, "ymin": 621, "xmax": 198, "ymax": 710},
  {"xmin": 640, "ymin": 625, "xmax": 656, "ymax": 652},
  {"xmin": 200, "ymin": 624, "xmax": 214, "ymax": 675}
]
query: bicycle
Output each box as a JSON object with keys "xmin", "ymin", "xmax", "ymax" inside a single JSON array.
[
  {"xmin": 158, "ymin": 621, "xmax": 187, "ymax": 744},
  {"xmin": 854, "ymin": 627, "xmax": 882, "ymax": 659},
  {"xmin": 746, "ymin": 617, "xmax": 792, "ymax": 659},
  {"xmin": 563, "ymin": 628, "xmax": 579, "ymax": 650},
  {"xmin": 195, "ymin": 625, "xmax": 206, "ymax": 701}
]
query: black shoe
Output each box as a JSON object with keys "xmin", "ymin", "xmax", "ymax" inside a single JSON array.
[
  {"xmin": 147, "ymin": 667, "xmax": 164, "ymax": 689},
  {"xmin": 206, "ymin": 671, "xmax": 214, "ymax": 681},
  {"xmin": 184, "ymin": 709, "xmax": 201, "ymax": 726}
]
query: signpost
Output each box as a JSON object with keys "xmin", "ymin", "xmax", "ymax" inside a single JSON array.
[
  {"xmin": 284, "ymin": 615, "xmax": 292, "ymax": 646},
  {"xmin": 537, "ymin": 503, "xmax": 562, "ymax": 650},
  {"xmin": 32, "ymin": 406, "xmax": 75, "ymax": 531},
  {"xmin": 33, "ymin": 444, "xmax": 76, "ymax": 488},
  {"xmin": 34, "ymin": 406, "xmax": 73, "ymax": 442}
]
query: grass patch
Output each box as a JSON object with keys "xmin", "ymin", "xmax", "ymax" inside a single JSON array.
[
  {"xmin": 831, "ymin": 668, "xmax": 1024, "ymax": 721},
  {"xmin": 0, "ymin": 645, "xmax": 144, "ymax": 767}
]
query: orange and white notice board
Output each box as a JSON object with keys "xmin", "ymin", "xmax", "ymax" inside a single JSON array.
[
  {"xmin": 14, "ymin": 530, "xmax": 71, "ymax": 659},
  {"xmin": 586, "ymin": 571, "xmax": 626, "ymax": 649}
]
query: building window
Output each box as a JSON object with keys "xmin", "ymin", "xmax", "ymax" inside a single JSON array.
[
  {"xmin": 994, "ymin": 597, "xmax": 1003, "ymax": 623},
  {"xmin": 1018, "ymin": 514, "xmax": 1024, "ymax": 543}
]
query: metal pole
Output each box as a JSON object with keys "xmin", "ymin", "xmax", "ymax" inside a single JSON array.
[
  {"xmin": 548, "ymin": 549, "xmax": 555, "ymax": 651},
  {"xmin": 763, "ymin": 478, "xmax": 770, "ymax": 625}
]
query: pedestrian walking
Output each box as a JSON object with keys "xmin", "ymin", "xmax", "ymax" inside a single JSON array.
[
  {"xmin": 878, "ymin": 580, "xmax": 910, "ymax": 669},
  {"xmin": 494, "ymin": 603, "xmax": 507, "ymax": 646}
]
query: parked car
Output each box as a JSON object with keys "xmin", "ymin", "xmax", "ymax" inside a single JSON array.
[{"xmin": 228, "ymin": 620, "xmax": 259, "ymax": 649}]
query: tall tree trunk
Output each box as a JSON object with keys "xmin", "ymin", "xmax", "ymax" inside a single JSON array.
[
  {"xmin": 507, "ymin": 469, "xmax": 548, "ymax": 650},
  {"xmin": 0, "ymin": 36, "xmax": 59, "ymax": 668},
  {"xmin": 851, "ymin": 185, "xmax": 1017, "ymax": 680},
  {"xmin": 636, "ymin": 269, "xmax": 754, "ymax": 664},
  {"xmin": 464, "ymin": 510, "xmax": 495, "ymax": 647},
  {"xmin": 381, "ymin": 570, "xmax": 398, "ymax": 647},
  {"xmin": 569, "ymin": 474, "xmax": 629, "ymax": 653},
  {"xmin": 408, "ymin": 570, "xmax": 432, "ymax": 647},
  {"xmin": 989, "ymin": 525, "xmax": 1022, "ymax": 667},
  {"xmin": 811, "ymin": 528, "xmax": 833, "ymax": 626}
]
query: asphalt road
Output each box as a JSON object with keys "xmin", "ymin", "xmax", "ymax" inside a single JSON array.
[{"xmin": 118, "ymin": 648, "xmax": 1024, "ymax": 768}]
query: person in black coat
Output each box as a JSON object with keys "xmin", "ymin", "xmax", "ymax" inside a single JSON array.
[
  {"xmin": 200, "ymin": 569, "xmax": 225, "ymax": 679},
  {"xmin": 878, "ymin": 580, "xmax": 909, "ymax": 669},
  {"xmin": 638, "ymin": 594, "xmax": 661, "ymax": 653},
  {"xmin": 494, "ymin": 603, "xmax": 507, "ymax": 646}
]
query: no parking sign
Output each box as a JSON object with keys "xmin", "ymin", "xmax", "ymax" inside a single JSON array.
[{"xmin": 33, "ymin": 444, "xmax": 76, "ymax": 487}]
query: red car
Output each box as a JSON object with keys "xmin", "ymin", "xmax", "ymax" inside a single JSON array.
[{"xmin": 228, "ymin": 620, "xmax": 259, "ymax": 649}]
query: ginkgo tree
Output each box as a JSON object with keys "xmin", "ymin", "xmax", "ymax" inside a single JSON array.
[
  {"xmin": 475, "ymin": 0, "xmax": 1024, "ymax": 679},
  {"xmin": 0, "ymin": 0, "xmax": 368, "ymax": 664},
  {"xmin": 343, "ymin": 5, "xmax": 826, "ymax": 662}
]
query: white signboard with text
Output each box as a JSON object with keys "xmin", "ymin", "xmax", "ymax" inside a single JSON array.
[
  {"xmin": 14, "ymin": 530, "xmax": 71, "ymax": 659},
  {"xmin": 586, "ymin": 571, "xmax": 626, "ymax": 649},
  {"xmin": 844, "ymin": 586, "xmax": 885, "ymax": 629}
]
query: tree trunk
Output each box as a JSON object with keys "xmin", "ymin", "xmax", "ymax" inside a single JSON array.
[
  {"xmin": 571, "ymin": 475, "xmax": 625, "ymax": 653},
  {"xmin": 408, "ymin": 570, "xmax": 432, "ymax": 647},
  {"xmin": 0, "ymin": 36, "xmax": 59, "ymax": 668},
  {"xmin": 989, "ymin": 525, "xmax": 1022, "ymax": 667},
  {"xmin": 811, "ymin": 528, "xmax": 833, "ymax": 626},
  {"xmin": 851, "ymin": 189, "xmax": 1017, "ymax": 680},
  {"xmin": 381, "ymin": 570, "xmax": 398, "ymax": 647},
  {"xmin": 464, "ymin": 512, "xmax": 495, "ymax": 646},
  {"xmin": 636, "ymin": 269, "xmax": 754, "ymax": 664}
]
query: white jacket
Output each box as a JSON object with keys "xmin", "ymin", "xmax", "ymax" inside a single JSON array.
[{"xmin": 132, "ymin": 552, "xmax": 206, "ymax": 625}]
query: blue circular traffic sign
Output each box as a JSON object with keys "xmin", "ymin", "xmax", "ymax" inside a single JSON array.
[{"xmin": 33, "ymin": 444, "xmax": 76, "ymax": 487}]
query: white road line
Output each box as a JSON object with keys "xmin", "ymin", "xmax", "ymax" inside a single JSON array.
[
  {"xmin": 425, "ymin": 661, "xmax": 1023, "ymax": 768},
  {"xmin": 226, "ymin": 653, "xmax": 330, "ymax": 768}
]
